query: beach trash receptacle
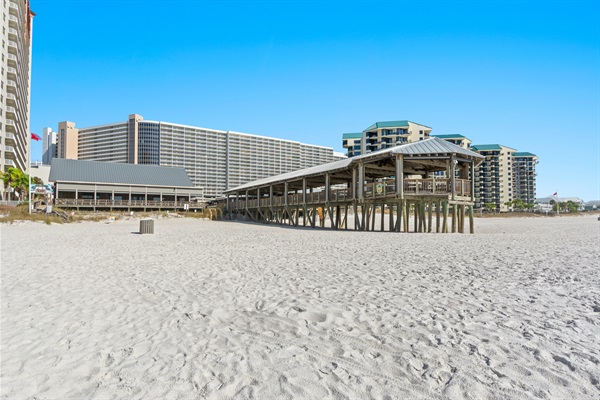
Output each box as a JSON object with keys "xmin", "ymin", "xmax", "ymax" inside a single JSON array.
[{"xmin": 140, "ymin": 219, "xmax": 154, "ymax": 234}]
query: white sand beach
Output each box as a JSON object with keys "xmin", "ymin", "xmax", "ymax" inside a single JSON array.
[{"xmin": 1, "ymin": 216, "xmax": 599, "ymax": 399}]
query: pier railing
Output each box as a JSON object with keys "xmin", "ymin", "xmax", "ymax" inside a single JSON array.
[
  {"xmin": 230, "ymin": 178, "xmax": 472, "ymax": 209},
  {"xmin": 55, "ymin": 199, "xmax": 195, "ymax": 208}
]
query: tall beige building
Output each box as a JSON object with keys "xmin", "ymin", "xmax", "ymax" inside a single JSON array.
[
  {"xmin": 513, "ymin": 152, "xmax": 538, "ymax": 205},
  {"xmin": 0, "ymin": 0, "xmax": 34, "ymax": 198},
  {"xmin": 470, "ymin": 144, "xmax": 517, "ymax": 212},
  {"xmin": 342, "ymin": 120, "xmax": 432, "ymax": 157},
  {"xmin": 55, "ymin": 114, "xmax": 345, "ymax": 197}
]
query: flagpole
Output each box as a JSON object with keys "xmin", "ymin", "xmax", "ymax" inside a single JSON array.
[{"xmin": 28, "ymin": 132, "xmax": 32, "ymax": 214}]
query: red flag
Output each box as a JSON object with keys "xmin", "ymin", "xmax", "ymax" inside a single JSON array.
[
  {"xmin": 553, "ymin": 192, "xmax": 557, "ymax": 196},
  {"xmin": 31, "ymin": 133, "xmax": 41, "ymax": 141}
]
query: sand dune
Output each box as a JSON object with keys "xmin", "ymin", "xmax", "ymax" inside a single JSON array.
[{"xmin": 1, "ymin": 216, "xmax": 599, "ymax": 399}]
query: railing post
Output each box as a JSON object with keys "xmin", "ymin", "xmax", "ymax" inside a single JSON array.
[
  {"xmin": 325, "ymin": 173, "xmax": 330, "ymax": 204},
  {"xmin": 450, "ymin": 154, "xmax": 457, "ymax": 201},
  {"xmin": 470, "ymin": 161, "xmax": 476, "ymax": 202},
  {"xmin": 358, "ymin": 162, "xmax": 364, "ymax": 200}
]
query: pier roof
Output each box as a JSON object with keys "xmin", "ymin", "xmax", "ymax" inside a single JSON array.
[{"xmin": 225, "ymin": 137, "xmax": 483, "ymax": 193}]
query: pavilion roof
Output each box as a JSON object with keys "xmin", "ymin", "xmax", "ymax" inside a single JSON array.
[{"xmin": 224, "ymin": 137, "xmax": 483, "ymax": 193}]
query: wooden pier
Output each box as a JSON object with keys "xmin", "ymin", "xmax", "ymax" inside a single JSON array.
[{"xmin": 224, "ymin": 138, "xmax": 484, "ymax": 233}]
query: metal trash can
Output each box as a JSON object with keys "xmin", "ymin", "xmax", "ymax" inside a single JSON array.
[{"xmin": 140, "ymin": 219, "xmax": 154, "ymax": 234}]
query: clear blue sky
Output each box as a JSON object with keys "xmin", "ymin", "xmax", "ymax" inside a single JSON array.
[{"xmin": 29, "ymin": 0, "xmax": 599, "ymax": 200}]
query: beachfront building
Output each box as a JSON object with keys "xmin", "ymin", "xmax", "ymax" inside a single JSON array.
[
  {"xmin": 54, "ymin": 114, "xmax": 345, "ymax": 198},
  {"xmin": 225, "ymin": 137, "xmax": 484, "ymax": 233},
  {"xmin": 535, "ymin": 196, "xmax": 584, "ymax": 213},
  {"xmin": 513, "ymin": 152, "xmax": 538, "ymax": 205},
  {"xmin": 49, "ymin": 158, "xmax": 205, "ymax": 212},
  {"xmin": 342, "ymin": 120, "xmax": 432, "ymax": 157},
  {"xmin": 342, "ymin": 133, "xmax": 362, "ymax": 157},
  {"xmin": 430, "ymin": 134, "xmax": 472, "ymax": 149},
  {"xmin": 0, "ymin": 0, "xmax": 34, "ymax": 198},
  {"xmin": 470, "ymin": 144, "xmax": 516, "ymax": 212},
  {"xmin": 42, "ymin": 127, "xmax": 57, "ymax": 165}
]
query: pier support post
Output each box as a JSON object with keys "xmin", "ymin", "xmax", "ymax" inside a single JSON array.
[{"xmin": 469, "ymin": 205, "xmax": 475, "ymax": 234}]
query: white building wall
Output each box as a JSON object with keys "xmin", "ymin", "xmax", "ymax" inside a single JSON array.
[
  {"xmin": 42, "ymin": 127, "xmax": 57, "ymax": 165},
  {"xmin": 1, "ymin": 0, "xmax": 33, "ymax": 199},
  {"xmin": 78, "ymin": 122, "xmax": 128, "ymax": 163}
]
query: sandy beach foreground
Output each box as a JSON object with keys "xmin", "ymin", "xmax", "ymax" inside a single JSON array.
[{"xmin": 1, "ymin": 216, "xmax": 599, "ymax": 399}]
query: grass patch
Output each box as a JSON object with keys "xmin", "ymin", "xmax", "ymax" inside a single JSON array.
[{"xmin": 0, "ymin": 205, "xmax": 63, "ymax": 225}]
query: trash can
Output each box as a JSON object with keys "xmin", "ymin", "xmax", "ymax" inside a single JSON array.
[{"xmin": 140, "ymin": 219, "xmax": 154, "ymax": 234}]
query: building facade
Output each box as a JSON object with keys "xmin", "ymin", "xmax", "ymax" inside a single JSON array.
[
  {"xmin": 1, "ymin": 0, "xmax": 34, "ymax": 198},
  {"xmin": 342, "ymin": 133, "xmax": 362, "ymax": 157},
  {"xmin": 42, "ymin": 127, "xmax": 57, "ymax": 165},
  {"xmin": 55, "ymin": 114, "xmax": 345, "ymax": 197},
  {"xmin": 342, "ymin": 121, "xmax": 432, "ymax": 157},
  {"xmin": 512, "ymin": 152, "xmax": 538, "ymax": 206},
  {"xmin": 470, "ymin": 144, "xmax": 517, "ymax": 212},
  {"xmin": 430, "ymin": 134, "xmax": 472, "ymax": 149}
]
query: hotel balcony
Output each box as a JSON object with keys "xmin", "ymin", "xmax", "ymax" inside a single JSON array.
[
  {"xmin": 7, "ymin": 40, "xmax": 18, "ymax": 55},
  {"xmin": 5, "ymin": 106, "xmax": 16, "ymax": 117},
  {"xmin": 6, "ymin": 80, "xmax": 17, "ymax": 93},
  {"xmin": 5, "ymin": 119, "xmax": 17, "ymax": 132},
  {"xmin": 6, "ymin": 53, "xmax": 18, "ymax": 67},
  {"xmin": 6, "ymin": 67, "xmax": 17, "ymax": 80},
  {"xmin": 6, "ymin": 93, "xmax": 17, "ymax": 106},
  {"xmin": 8, "ymin": 14, "xmax": 21, "ymax": 29},
  {"xmin": 8, "ymin": 0, "xmax": 20, "ymax": 14},
  {"xmin": 4, "ymin": 146, "xmax": 16, "ymax": 155},
  {"xmin": 8, "ymin": 28, "xmax": 18, "ymax": 41}
]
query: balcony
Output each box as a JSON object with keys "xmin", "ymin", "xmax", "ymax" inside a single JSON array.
[
  {"xmin": 8, "ymin": 28, "xmax": 18, "ymax": 40},
  {"xmin": 8, "ymin": 14, "xmax": 20, "ymax": 28},
  {"xmin": 6, "ymin": 67, "xmax": 17, "ymax": 80},
  {"xmin": 5, "ymin": 146, "xmax": 15, "ymax": 154},
  {"xmin": 6, "ymin": 53, "xmax": 17, "ymax": 67},
  {"xmin": 6, "ymin": 80, "xmax": 17, "ymax": 93},
  {"xmin": 7, "ymin": 40, "xmax": 18, "ymax": 55},
  {"xmin": 6, "ymin": 93, "xmax": 17, "ymax": 105},
  {"xmin": 9, "ymin": 1, "xmax": 20, "ymax": 14}
]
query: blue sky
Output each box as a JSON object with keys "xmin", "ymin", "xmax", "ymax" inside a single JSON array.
[{"xmin": 30, "ymin": 0, "xmax": 599, "ymax": 200}]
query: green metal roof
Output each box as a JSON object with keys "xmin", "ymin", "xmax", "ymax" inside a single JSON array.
[
  {"xmin": 342, "ymin": 132, "xmax": 362, "ymax": 139},
  {"xmin": 471, "ymin": 144, "xmax": 503, "ymax": 151},
  {"xmin": 431, "ymin": 134, "xmax": 467, "ymax": 139},
  {"xmin": 471, "ymin": 144, "xmax": 517, "ymax": 152},
  {"xmin": 364, "ymin": 121, "xmax": 409, "ymax": 131},
  {"xmin": 363, "ymin": 120, "xmax": 432, "ymax": 131},
  {"xmin": 513, "ymin": 152, "xmax": 537, "ymax": 157}
]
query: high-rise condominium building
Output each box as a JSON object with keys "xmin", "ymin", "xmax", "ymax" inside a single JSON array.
[
  {"xmin": 342, "ymin": 126, "xmax": 537, "ymax": 211},
  {"xmin": 42, "ymin": 127, "xmax": 57, "ymax": 165},
  {"xmin": 0, "ymin": 0, "xmax": 34, "ymax": 197},
  {"xmin": 513, "ymin": 152, "xmax": 538, "ymax": 205},
  {"xmin": 470, "ymin": 144, "xmax": 517, "ymax": 211},
  {"xmin": 430, "ymin": 134, "xmax": 472, "ymax": 149},
  {"xmin": 341, "ymin": 120, "xmax": 432, "ymax": 157},
  {"xmin": 56, "ymin": 114, "xmax": 345, "ymax": 197}
]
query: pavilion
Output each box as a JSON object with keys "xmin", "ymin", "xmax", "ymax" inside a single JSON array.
[{"xmin": 224, "ymin": 137, "xmax": 484, "ymax": 233}]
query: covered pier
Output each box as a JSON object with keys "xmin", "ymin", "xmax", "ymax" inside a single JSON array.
[{"xmin": 224, "ymin": 137, "xmax": 484, "ymax": 233}]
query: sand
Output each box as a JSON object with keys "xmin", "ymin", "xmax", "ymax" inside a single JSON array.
[{"xmin": 1, "ymin": 215, "xmax": 599, "ymax": 399}]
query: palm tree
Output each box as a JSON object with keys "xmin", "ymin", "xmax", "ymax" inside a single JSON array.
[{"xmin": 1, "ymin": 167, "xmax": 30, "ymax": 201}]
